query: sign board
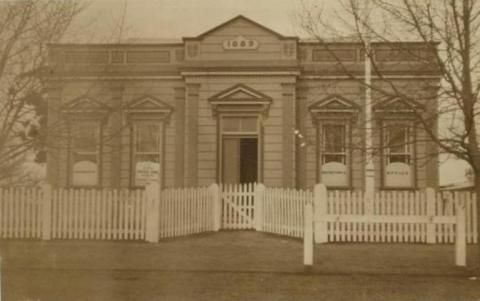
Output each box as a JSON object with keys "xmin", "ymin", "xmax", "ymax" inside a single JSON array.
[
  {"xmin": 321, "ymin": 162, "xmax": 347, "ymax": 187},
  {"xmin": 223, "ymin": 36, "xmax": 258, "ymax": 50},
  {"xmin": 135, "ymin": 161, "xmax": 159, "ymax": 186},
  {"xmin": 72, "ymin": 160, "xmax": 98, "ymax": 186},
  {"xmin": 385, "ymin": 162, "xmax": 411, "ymax": 187}
]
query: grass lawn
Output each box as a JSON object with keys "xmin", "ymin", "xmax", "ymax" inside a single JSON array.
[{"xmin": 1, "ymin": 231, "xmax": 480, "ymax": 301}]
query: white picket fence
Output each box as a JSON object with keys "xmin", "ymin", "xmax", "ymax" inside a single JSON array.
[
  {"xmin": 262, "ymin": 187, "xmax": 312, "ymax": 239},
  {"xmin": 51, "ymin": 188, "xmax": 147, "ymax": 240},
  {"xmin": 0, "ymin": 187, "xmax": 43, "ymax": 239},
  {"xmin": 158, "ymin": 186, "xmax": 218, "ymax": 239},
  {"xmin": 0, "ymin": 183, "xmax": 477, "ymax": 245},
  {"xmin": 317, "ymin": 188, "xmax": 477, "ymax": 244}
]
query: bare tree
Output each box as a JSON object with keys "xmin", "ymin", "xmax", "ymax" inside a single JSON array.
[
  {"xmin": 0, "ymin": 0, "xmax": 85, "ymax": 185},
  {"xmin": 299, "ymin": 0, "xmax": 480, "ymax": 266}
]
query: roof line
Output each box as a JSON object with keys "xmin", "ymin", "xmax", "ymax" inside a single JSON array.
[{"xmin": 182, "ymin": 15, "xmax": 298, "ymax": 41}]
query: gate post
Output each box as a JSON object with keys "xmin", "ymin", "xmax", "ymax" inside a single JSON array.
[
  {"xmin": 210, "ymin": 183, "xmax": 221, "ymax": 231},
  {"xmin": 145, "ymin": 182, "xmax": 160, "ymax": 243},
  {"xmin": 304, "ymin": 202, "xmax": 314, "ymax": 267},
  {"xmin": 455, "ymin": 193, "xmax": 466, "ymax": 266},
  {"xmin": 41, "ymin": 183, "xmax": 52, "ymax": 240},
  {"xmin": 254, "ymin": 183, "xmax": 265, "ymax": 231},
  {"xmin": 314, "ymin": 183, "xmax": 328, "ymax": 243},
  {"xmin": 426, "ymin": 187, "xmax": 436, "ymax": 244}
]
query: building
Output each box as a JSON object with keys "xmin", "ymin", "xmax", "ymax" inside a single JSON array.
[{"xmin": 46, "ymin": 15, "xmax": 440, "ymax": 190}]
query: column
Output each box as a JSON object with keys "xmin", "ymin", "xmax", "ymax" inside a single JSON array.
[
  {"xmin": 184, "ymin": 83, "xmax": 200, "ymax": 186},
  {"xmin": 174, "ymin": 86, "xmax": 186, "ymax": 187},
  {"xmin": 282, "ymin": 83, "xmax": 296, "ymax": 188}
]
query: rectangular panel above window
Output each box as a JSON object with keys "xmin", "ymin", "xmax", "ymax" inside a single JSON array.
[
  {"xmin": 221, "ymin": 116, "xmax": 258, "ymax": 134},
  {"xmin": 312, "ymin": 49, "xmax": 357, "ymax": 62},
  {"xmin": 65, "ymin": 51, "xmax": 109, "ymax": 64},
  {"xmin": 126, "ymin": 50, "xmax": 170, "ymax": 63},
  {"xmin": 375, "ymin": 47, "xmax": 435, "ymax": 62}
]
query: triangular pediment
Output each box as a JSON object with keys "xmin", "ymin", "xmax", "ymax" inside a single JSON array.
[
  {"xmin": 186, "ymin": 15, "xmax": 291, "ymax": 41},
  {"xmin": 209, "ymin": 84, "xmax": 272, "ymax": 103},
  {"xmin": 63, "ymin": 96, "xmax": 110, "ymax": 112},
  {"xmin": 374, "ymin": 97, "xmax": 424, "ymax": 112},
  {"xmin": 126, "ymin": 95, "xmax": 173, "ymax": 112},
  {"xmin": 208, "ymin": 84, "xmax": 272, "ymax": 116},
  {"xmin": 309, "ymin": 95, "xmax": 360, "ymax": 112}
]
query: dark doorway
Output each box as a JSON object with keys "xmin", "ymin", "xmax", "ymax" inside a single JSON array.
[
  {"xmin": 222, "ymin": 137, "xmax": 258, "ymax": 184},
  {"xmin": 240, "ymin": 138, "xmax": 258, "ymax": 183}
]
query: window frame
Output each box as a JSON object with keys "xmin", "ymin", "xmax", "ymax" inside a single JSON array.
[
  {"xmin": 217, "ymin": 113, "xmax": 263, "ymax": 184},
  {"xmin": 67, "ymin": 117, "xmax": 103, "ymax": 188},
  {"xmin": 128, "ymin": 116, "xmax": 165, "ymax": 189},
  {"xmin": 316, "ymin": 119, "xmax": 352, "ymax": 189},
  {"xmin": 381, "ymin": 120, "xmax": 417, "ymax": 189}
]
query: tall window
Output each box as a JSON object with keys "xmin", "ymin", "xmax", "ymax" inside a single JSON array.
[
  {"xmin": 132, "ymin": 121, "xmax": 161, "ymax": 187},
  {"xmin": 319, "ymin": 123, "xmax": 349, "ymax": 187},
  {"xmin": 71, "ymin": 120, "xmax": 100, "ymax": 186},
  {"xmin": 322, "ymin": 124, "xmax": 347, "ymax": 164},
  {"xmin": 383, "ymin": 123, "xmax": 414, "ymax": 188},
  {"xmin": 385, "ymin": 126, "xmax": 412, "ymax": 164}
]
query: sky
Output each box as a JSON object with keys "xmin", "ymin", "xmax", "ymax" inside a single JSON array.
[
  {"xmin": 66, "ymin": 0, "xmax": 470, "ymax": 186},
  {"xmin": 67, "ymin": 0, "xmax": 307, "ymax": 43}
]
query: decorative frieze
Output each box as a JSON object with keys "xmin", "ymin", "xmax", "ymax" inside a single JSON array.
[
  {"xmin": 65, "ymin": 51, "xmax": 109, "ymax": 64},
  {"xmin": 126, "ymin": 50, "xmax": 170, "ymax": 63}
]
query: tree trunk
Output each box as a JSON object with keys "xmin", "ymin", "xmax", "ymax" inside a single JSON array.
[{"xmin": 475, "ymin": 174, "xmax": 480, "ymax": 267}]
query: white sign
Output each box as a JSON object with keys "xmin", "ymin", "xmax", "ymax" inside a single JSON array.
[
  {"xmin": 72, "ymin": 161, "xmax": 97, "ymax": 186},
  {"xmin": 321, "ymin": 162, "xmax": 348, "ymax": 187},
  {"xmin": 385, "ymin": 162, "xmax": 411, "ymax": 187},
  {"xmin": 223, "ymin": 36, "xmax": 258, "ymax": 50},
  {"xmin": 135, "ymin": 161, "xmax": 159, "ymax": 186}
]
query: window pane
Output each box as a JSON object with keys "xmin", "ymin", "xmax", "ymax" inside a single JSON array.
[
  {"xmin": 324, "ymin": 125, "xmax": 345, "ymax": 153},
  {"xmin": 72, "ymin": 122, "xmax": 99, "ymax": 152},
  {"xmin": 387, "ymin": 127, "xmax": 408, "ymax": 153},
  {"xmin": 389, "ymin": 154, "xmax": 410, "ymax": 164},
  {"xmin": 135, "ymin": 123, "xmax": 159, "ymax": 153},
  {"xmin": 324, "ymin": 154, "xmax": 346, "ymax": 164}
]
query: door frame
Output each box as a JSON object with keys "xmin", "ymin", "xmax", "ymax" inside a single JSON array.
[{"xmin": 217, "ymin": 114, "xmax": 263, "ymax": 184}]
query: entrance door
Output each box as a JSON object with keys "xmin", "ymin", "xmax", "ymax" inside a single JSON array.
[{"xmin": 222, "ymin": 137, "xmax": 258, "ymax": 184}]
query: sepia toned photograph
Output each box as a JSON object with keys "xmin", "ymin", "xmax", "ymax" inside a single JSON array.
[{"xmin": 0, "ymin": 0, "xmax": 480, "ymax": 300}]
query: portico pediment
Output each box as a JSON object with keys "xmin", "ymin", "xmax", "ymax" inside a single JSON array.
[
  {"xmin": 62, "ymin": 96, "xmax": 110, "ymax": 113},
  {"xmin": 309, "ymin": 95, "xmax": 360, "ymax": 114},
  {"xmin": 208, "ymin": 84, "xmax": 272, "ymax": 116},
  {"xmin": 125, "ymin": 95, "xmax": 173, "ymax": 120},
  {"xmin": 373, "ymin": 97, "xmax": 424, "ymax": 113}
]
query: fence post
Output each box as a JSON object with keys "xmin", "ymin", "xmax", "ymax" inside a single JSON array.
[
  {"xmin": 314, "ymin": 183, "xmax": 328, "ymax": 243},
  {"xmin": 210, "ymin": 183, "xmax": 221, "ymax": 231},
  {"xmin": 304, "ymin": 202, "xmax": 314, "ymax": 267},
  {"xmin": 145, "ymin": 182, "xmax": 160, "ymax": 243},
  {"xmin": 254, "ymin": 183, "xmax": 265, "ymax": 231},
  {"xmin": 455, "ymin": 194, "xmax": 467, "ymax": 266},
  {"xmin": 426, "ymin": 187, "xmax": 436, "ymax": 244},
  {"xmin": 41, "ymin": 183, "xmax": 52, "ymax": 240}
]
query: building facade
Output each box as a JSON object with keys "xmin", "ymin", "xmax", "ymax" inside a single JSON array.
[{"xmin": 46, "ymin": 15, "xmax": 440, "ymax": 190}]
